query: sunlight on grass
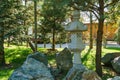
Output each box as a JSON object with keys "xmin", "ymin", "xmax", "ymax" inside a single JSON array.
[
  {"xmin": 1, "ymin": 45, "xmax": 120, "ymax": 80},
  {"xmin": 0, "ymin": 45, "xmax": 32, "ymax": 80},
  {"xmin": 49, "ymin": 59, "xmax": 56, "ymax": 67},
  {"xmin": 102, "ymin": 47, "xmax": 120, "ymax": 56},
  {"xmin": 81, "ymin": 46, "xmax": 120, "ymax": 79},
  {"xmin": 0, "ymin": 69, "xmax": 14, "ymax": 80}
]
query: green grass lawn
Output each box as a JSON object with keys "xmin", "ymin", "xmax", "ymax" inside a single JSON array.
[{"xmin": 0, "ymin": 45, "xmax": 120, "ymax": 80}]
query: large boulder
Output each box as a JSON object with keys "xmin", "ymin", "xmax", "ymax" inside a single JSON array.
[
  {"xmin": 56, "ymin": 47, "xmax": 73, "ymax": 70},
  {"xmin": 101, "ymin": 53, "xmax": 120, "ymax": 66},
  {"xmin": 112, "ymin": 76, "xmax": 120, "ymax": 80},
  {"xmin": 27, "ymin": 52, "xmax": 48, "ymax": 66},
  {"xmin": 111, "ymin": 56, "xmax": 120, "ymax": 73},
  {"xmin": 9, "ymin": 52, "xmax": 54, "ymax": 80}
]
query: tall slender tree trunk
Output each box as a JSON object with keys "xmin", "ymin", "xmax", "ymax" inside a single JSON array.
[
  {"xmin": 44, "ymin": 41, "xmax": 46, "ymax": 48},
  {"xmin": 59, "ymin": 43, "xmax": 62, "ymax": 48},
  {"xmin": 95, "ymin": 0, "xmax": 104, "ymax": 77},
  {"xmin": 43, "ymin": 34, "xmax": 46, "ymax": 48},
  {"xmin": 24, "ymin": 0, "xmax": 29, "ymax": 47},
  {"xmin": 96, "ymin": 20, "xmax": 103, "ymax": 77},
  {"xmin": 52, "ymin": 28, "xmax": 55, "ymax": 50},
  {"xmin": 7, "ymin": 36, "xmax": 10, "ymax": 47},
  {"xmin": 0, "ymin": 26, "xmax": 5, "ymax": 66},
  {"xmin": 89, "ymin": 12, "xmax": 93, "ymax": 49},
  {"xmin": 25, "ymin": 24, "xmax": 28, "ymax": 47},
  {"xmin": 34, "ymin": 1, "xmax": 37, "ymax": 52}
]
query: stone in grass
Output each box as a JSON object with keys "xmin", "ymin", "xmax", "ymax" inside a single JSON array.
[
  {"xmin": 82, "ymin": 70, "xmax": 102, "ymax": 80},
  {"xmin": 111, "ymin": 56, "xmax": 120, "ymax": 73},
  {"xmin": 9, "ymin": 53, "xmax": 54, "ymax": 80},
  {"xmin": 108, "ymin": 76, "xmax": 120, "ymax": 80},
  {"xmin": 112, "ymin": 76, "xmax": 120, "ymax": 80},
  {"xmin": 56, "ymin": 47, "xmax": 73, "ymax": 71},
  {"xmin": 28, "ymin": 52, "xmax": 48, "ymax": 66},
  {"xmin": 64, "ymin": 70, "xmax": 101, "ymax": 80},
  {"xmin": 101, "ymin": 53, "xmax": 120, "ymax": 66}
]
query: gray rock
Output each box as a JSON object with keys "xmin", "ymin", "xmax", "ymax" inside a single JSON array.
[
  {"xmin": 65, "ymin": 64, "xmax": 87, "ymax": 80},
  {"xmin": 28, "ymin": 52, "xmax": 48, "ymax": 66},
  {"xmin": 64, "ymin": 68, "xmax": 83, "ymax": 80},
  {"xmin": 112, "ymin": 76, "xmax": 120, "ymax": 80},
  {"xmin": 101, "ymin": 53, "xmax": 120, "ymax": 66},
  {"xmin": 56, "ymin": 47, "xmax": 73, "ymax": 70},
  {"xmin": 107, "ymin": 78, "xmax": 112, "ymax": 80},
  {"xmin": 82, "ymin": 70, "xmax": 102, "ymax": 80},
  {"xmin": 50, "ymin": 68, "xmax": 61, "ymax": 78},
  {"xmin": 9, "ymin": 55, "xmax": 54, "ymax": 80},
  {"xmin": 111, "ymin": 57, "xmax": 120, "ymax": 73},
  {"xmin": 64, "ymin": 69, "xmax": 101, "ymax": 80}
]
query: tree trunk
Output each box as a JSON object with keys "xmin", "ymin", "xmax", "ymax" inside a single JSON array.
[
  {"xmin": 52, "ymin": 28, "xmax": 55, "ymax": 50},
  {"xmin": 7, "ymin": 36, "xmax": 10, "ymax": 47},
  {"xmin": 44, "ymin": 42, "xmax": 46, "ymax": 48},
  {"xmin": 24, "ymin": 0, "xmax": 29, "ymax": 47},
  {"xmin": 60, "ymin": 43, "xmax": 62, "ymax": 48},
  {"xmin": 96, "ymin": 20, "xmax": 103, "ymax": 77},
  {"xmin": 89, "ymin": 12, "xmax": 93, "ymax": 49},
  {"xmin": 28, "ymin": 41, "xmax": 35, "ymax": 52},
  {"xmin": 34, "ymin": 1, "xmax": 37, "ymax": 52},
  {"xmin": 95, "ymin": 0, "xmax": 104, "ymax": 77},
  {"xmin": 0, "ymin": 26, "xmax": 5, "ymax": 66}
]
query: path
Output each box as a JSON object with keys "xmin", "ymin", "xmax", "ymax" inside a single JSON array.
[{"xmin": 37, "ymin": 41, "xmax": 120, "ymax": 48}]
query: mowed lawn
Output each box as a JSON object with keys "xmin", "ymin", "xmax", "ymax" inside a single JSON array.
[{"xmin": 0, "ymin": 45, "xmax": 120, "ymax": 80}]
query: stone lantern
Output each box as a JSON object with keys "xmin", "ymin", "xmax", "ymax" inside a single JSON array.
[{"xmin": 65, "ymin": 10, "xmax": 87, "ymax": 79}]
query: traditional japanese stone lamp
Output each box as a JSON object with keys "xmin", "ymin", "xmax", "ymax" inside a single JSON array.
[{"xmin": 65, "ymin": 10, "xmax": 87, "ymax": 79}]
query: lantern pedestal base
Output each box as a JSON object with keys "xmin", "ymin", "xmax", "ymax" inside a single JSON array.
[{"xmin": 64, "ymin": 64, "xmax": 87, "ymax": 80}]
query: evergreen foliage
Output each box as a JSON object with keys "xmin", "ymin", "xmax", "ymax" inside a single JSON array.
[{"xmin": 41, "ymin": 0, "xmax": 68, "ymax": 50}]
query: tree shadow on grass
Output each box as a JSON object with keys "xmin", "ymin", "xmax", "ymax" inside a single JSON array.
[
  {"xmin": 82, "ymin": 49, "xmax": 91, "ymax": 62},
  {"xmin": 105, "ymin": 47, "xmax": 120, "ymax": 51},
  {"xmin": 102, "ymin": 66, "xmax": 116, "ymax": 80},
  {"xmin": 82, "ymin": 49, "xmax": 96, "ymax": 70},
  {"xmin": 5, "ymin": 48, "xmax": 32, "ymax": 68}
]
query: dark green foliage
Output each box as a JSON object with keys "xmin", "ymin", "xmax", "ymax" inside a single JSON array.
[
  {"xmin": 41, "ymin": 0, "xmax": 68, "ymax": 50},
  {"xmin": 0, "ymin": 0, "xmax": 26, "ymax": 46},
  {"xmin": 0, "ymin": 0, "xmax": 22, "ymax": 66},
  {"xmin": 41, "ymin": 0, "xmax": 67, "ymax": 31}
]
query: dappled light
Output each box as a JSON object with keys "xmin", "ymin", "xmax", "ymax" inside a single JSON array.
[{"xmin": 0, "ymin": 0, "xmax": 120, "ymax": 80}]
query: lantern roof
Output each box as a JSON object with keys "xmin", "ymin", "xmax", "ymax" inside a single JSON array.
[
  {"xmin": 65, "ymin": 21, "xmax": 87, "ymax": 32},
  {"xmin": 65, "ymin": 10, "xmax": 87, "ymax": 32}
]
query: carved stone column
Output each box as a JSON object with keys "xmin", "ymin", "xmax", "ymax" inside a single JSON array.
[{"xmin": 65, "ymin": 10, "xmax": 87, "ymax": 80}]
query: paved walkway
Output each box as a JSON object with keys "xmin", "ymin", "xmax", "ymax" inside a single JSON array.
[
  {"xmin": 37, "ymin": 41, "xmax": 120, "ymax": 48},
  {"xmin": 106, "ymin": 41, "xmax": 120, "ymax": 48},
  {"xmin": 37, "ymin": 43, "xmax": 68, "ymax": 48}
]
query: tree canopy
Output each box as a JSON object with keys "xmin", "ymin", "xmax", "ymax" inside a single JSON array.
[{"xmin": 41, "ymin": 0, "xmax": 68, "ymax": 50}]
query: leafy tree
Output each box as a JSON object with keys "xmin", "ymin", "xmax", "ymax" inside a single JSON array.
[
  {"xmin": 57, "ymin": 31, "xmax": 67, "ymax": 48},
  {"xmin": 41, "ymin": 0, "xmax": 67, "ymax": 50},
  {"xmin": 89, "ymin": 12, "xmax": 93, "ymax": 49},
  {"xmin": 85, "ymin": 12, "xmax": 94, "ymax": 49},
  {"xmin": 0, "ymin": 0, "xmax": 22, "ymax": 66},
  {"xmin": 66, "ymin": 0, "xmax": 119, "ymax": 77},
  {"xmin": 3, "ymin": 1, "xmax": 34, "ymax": 46},
  {"xmin": 106, "ymin": 2, "xmax": 120, "ymax": 44},
  {"xmin": 38, "ymin": 24, "xmax": 50, "ymax": 48},
  {"xmin": 34, "ymin": 0, "xmax": 38, "ymax": 52}
]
